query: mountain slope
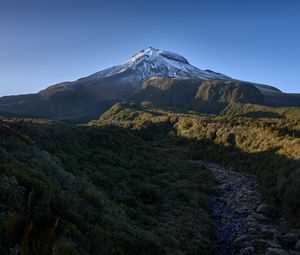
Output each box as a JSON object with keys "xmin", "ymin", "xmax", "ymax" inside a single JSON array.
[
  {"xmin": 131, "ymin": 77, "xmax": 200, "ymax": 109},
  {"xmin": 0, "ymin": 47, "xmax": 299, "ymax": 122},
  {"xmin": 261, "ymin": 89, "xmax": 300, "ymax": 107},
  {"xmin": 0, "ymin": 48, "xmax": 232, "ymax": 122},
  {"xmin": 0, "ymin": 117, "xmax": 215, "ymax": 254},
  {"xmin": 192, "ymin": 80, "xmax": 264, "ymax": 114},
  {"xmin": 94, "ymin": 101, "xmax": 300, "ymax": 223},
  {"xmin": 84, "ymin": 47, "xmax": 231, "ymax": 83},
  {"xmin": 132, "ymin": 78, "xmax": 265, "ymax": 114},
  {"xmin": 222, "ymin": 103, "xmax": 300, "ymax": 120}
]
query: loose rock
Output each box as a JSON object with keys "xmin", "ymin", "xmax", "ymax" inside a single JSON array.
[
  {"xmin": 238, "ymin": 246, "xmax": 255, "ymax": 255},
  {"xmin": 279, "ymin": 233, "xmax": 298, "ymax": 248},
  {"xmin": 265, "ymin": 247, "xmax": 290, "ymax": 255},
  {"xmin": 256, "ymin": 203, "xmax": 275, "ymax": 217},
  {"xmin": 193, "ymin": 161, "xmax": 300, "ymax": 255},
  {"xmin": 295, "ymin": 240, "xmax": 300, "ymax": 250}
]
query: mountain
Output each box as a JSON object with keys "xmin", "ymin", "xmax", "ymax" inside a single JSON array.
[
  {"xmin": 0, "ymin": 47, "xmax": 299, "ymax": 122},
  {"xmin": 192, "ymin": 80, "xmax": 264, "ymax": 114},
  {"xmin": 1, "ymin": 50, "xmax": 300, "ymax": 255},
  {"xmin": 84, "ymin": 47, "xmax": 231, "ymax": 83},
  {"xmin": 131, "ymin": 78, "xmax": 264, "ymax": 114}
]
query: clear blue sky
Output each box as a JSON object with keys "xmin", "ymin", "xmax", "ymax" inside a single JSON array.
[{"xmin": 0, "ymin": 0, "xmax": 299, "ymax": 96}]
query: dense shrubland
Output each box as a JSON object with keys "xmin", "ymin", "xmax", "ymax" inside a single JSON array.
[
  {"xmin": 1, "ymin": 99, "xmax": 300, "ymax": 254},
  {"xmin": 222, "ymin": 103, "xmax": 300, "ymax": 121},
  {"xmin": 131, "ymin": 79, "xmax": 266, "ymax": 115},
  {"xmin": 96, "ymin": 102, "xmax": 300, "ymax": 224},
  {"xmin": 0, "ymin": 118, "xmax": 215, "ymax": 254}
]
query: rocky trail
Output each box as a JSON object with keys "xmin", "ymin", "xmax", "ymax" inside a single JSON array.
[{"xmin": 193, "ymin": 161, "xmax": 300, "ymax": 255}]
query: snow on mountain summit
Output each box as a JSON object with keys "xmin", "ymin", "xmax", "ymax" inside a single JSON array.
[
  {"xmin": 125, "ymin": 47, "xmax": 189, "ymax": 66},
  {"xmin": 86, "ymin": 47, "xmax": 231, "ymax": 85}
]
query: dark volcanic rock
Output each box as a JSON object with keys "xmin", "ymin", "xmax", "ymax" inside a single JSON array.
[
  {"xmin": 265, "ymin": 247, "xmax": 290, "ymax": 255},
  {"xmin": 192, "ymin": 160, "xmax": 300, "ymax": 255},
  {"xmin": 279, "ymin": 233, "xmax": 298, "ymax": 248},
  {"xmin": 256, "ymin": 203, "xmax": 276, "ymax": 217},
  {"xmin": 295, "ymin": 240, "xmax": 300, "ymax": 250}
]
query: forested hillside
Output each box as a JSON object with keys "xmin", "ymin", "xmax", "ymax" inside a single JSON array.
[
  {"xmin": 95, "ymin": 102, "xmax": 300, "ymax": 224},
  {"xmin": 1, "ymin": 99, "xmax": 300, "ymax": 254},
  {"xmin": 0, "ymin": 118, "xmax": 215, "ymax": 254}
]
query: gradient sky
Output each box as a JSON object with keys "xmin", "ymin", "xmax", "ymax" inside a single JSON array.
[{"xmin": 0, "ymin": 0, "xmax": 299, "ymax": 96}]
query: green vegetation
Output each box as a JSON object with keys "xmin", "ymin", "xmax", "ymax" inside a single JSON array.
[
  {"xmin": 95, "ymin": 102, "xmax": 300, "ymax": 224},
  {"xmin": 1, "ymin": 96, "xmax": 300, "ymax": 254},
  {"xmin": 222, "ymin": 103, "xmax": 300, "ymax": 121},
  {"xmin": 1, "ymin": 76, "xmax": 300, "ymax": 122},
  {"xmin": 132, "ymin": 78, "xmax": 199, "ymax": 109},
  {"xmin": 0, "ymin": 117, "xmax": 215, "ymax": 254},
  {"xmin": 192, "ymin": 80, "xmax": 264, "ymax": 114},
  {"xmin": 132, "ymin": 79, "xmax": 265, "ymax": 115}
]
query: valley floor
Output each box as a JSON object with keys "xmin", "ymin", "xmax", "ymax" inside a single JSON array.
[{"xmin": 194, "ymin": 161, "xmax": 300, "ymax": 255}]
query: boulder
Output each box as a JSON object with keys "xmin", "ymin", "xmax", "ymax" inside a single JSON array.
[
  {"xmin": 279, "ymin": 233, "xmax": 298, "ymax": 248},
  {"xmin": 265, "ymin": 247, "xmax": 289, "ymax": 255},
  {"xmin": 251, "ymin": 212, "xmax": 273, "ymax": 224},
  {"xmin": 248, "ymin": 227, "xmax": 258, "ymax": 235},
  {"xmin": 259, "ymin": 227, "xmax": 278, "ymax": 240},
  {"xmin": 256, "ymin": 203, "xmax": 275, "ymax": 217},
  {"xmin": 289, "ymin": 251, "xmax": 300, "ymax": 255},
  {"xmin": 267, "ymin": 240, "xmax": 282, "ymax": 249},
  {"xmin": 235, "ymin": 234, "xmax": 250, "ymax": 245},
  {"xmin": 238, "ymin": 246, "xmax": 255, "ymax": 255},
  {"xmin": 294, "ymin": 239, "xmax": 300, "ymax": 250},
  {"xmin": 254, "ymin": 239, "xmax": 270, "ymax": 250}
]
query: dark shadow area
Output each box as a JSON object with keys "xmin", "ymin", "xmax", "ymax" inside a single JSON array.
[
  {"xmin": 241, "ymin": 111, "xmax": 284, "ymax": 119},
  {"xmin": 131, "ymin": 79, "xmax": 199, "ymax": 110},
  {"xmin": 0, "ymin": 119, "xmax": 215, "ymax": 255},
  {"xmin": 264, "ymin": 91, "xmax": 300, "ymax": 107},
  {"xmin": 0, "ymin": 117, "xmax": 299, "ymax": 255},
  {"xmin": 127, "ymin": 119, "xmax": 300, "ymax": 226}
]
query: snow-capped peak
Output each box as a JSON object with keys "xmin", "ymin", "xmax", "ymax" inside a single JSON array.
[
  {"xmin": 125, "ymin": 47, "xmax": 190, "ymax": 66},
  {"xmin": 86, "ymin": 47, "xmax": 231, "ymax": 85}
]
